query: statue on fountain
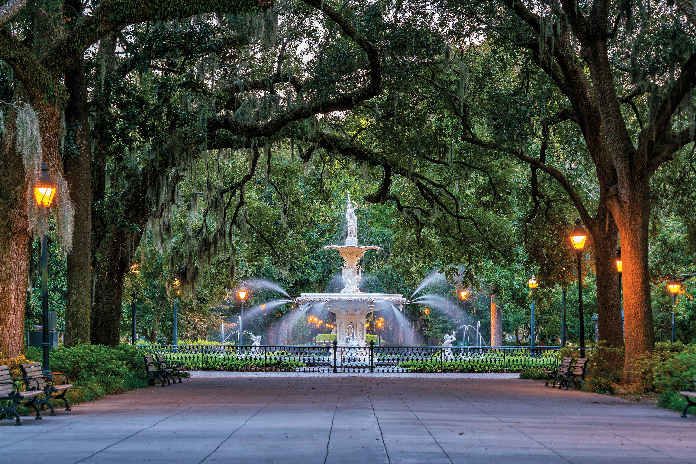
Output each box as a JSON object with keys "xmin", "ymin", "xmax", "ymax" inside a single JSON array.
[
  {"xmin": 442, "ymin": 332, "xmax": 456, "ymax": 348},
  {"xmin": 345, "ymin": 328, "xmax": 361, "ymax": 347},
  {"xmin": 250, "ymin": 334, "xmax": 262, "ymax": 355},
  {"xmin": 346, "ymin": 194, "xmax": 358, "ymax": 246},
  {"xmin": 442, "ymin": 331, "xmax": 456, "ymax": 360}
]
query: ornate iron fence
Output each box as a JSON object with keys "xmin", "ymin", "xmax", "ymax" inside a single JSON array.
[{"xmin": 138, "ymin": 343, "xmax": 560, "ymax": 373}]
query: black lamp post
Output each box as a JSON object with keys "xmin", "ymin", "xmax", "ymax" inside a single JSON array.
[
  {"xmin": 238, "ymin": 288, "xmax": 248, "ymax": 344},
  {"xmin": 35, "ymin": 162, "xmax": 56, "ymax": 375},
  {"xmin": 667, "ymin": 277, "xmax": 681, "ymax": 343},
  {"xmin": 569, "ymin": 218, "xmax": 588, "ymax": 358},
  {"xmin": 172, "ymin": 278, "xmax": 181, "ymax": 347},
  {"xmin": 528, "ymin": 275, "xmax": 538, "ymax": 353},
  {"xmin": 131, "ymin": 291, "xmax": 137, "ymax": 345}
]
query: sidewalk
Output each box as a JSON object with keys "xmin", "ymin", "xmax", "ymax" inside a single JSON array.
[{"xmin": 1, "ymin": 372, "xmax": 694, "ymax": 464}]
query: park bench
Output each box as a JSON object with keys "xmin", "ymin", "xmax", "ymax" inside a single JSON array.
[
  {"xmin": 559, "ymin": 358, "xmax": 587, "ymax": 390},
  {"xmin": 544, "ymin": 357, "xmax": 573, "ymax": 387},
  {"xmin": 19, "ymin": 362, "xmax": 73, "ymax": 414},
  {"xmin": 143, "ymin": 354, "xmax": 168, "ymax": 387},
  {"xmin": 0, "ymin": 365, "xmax": 45, "ymax": 425},
  {"xmin": 679, "ymin": 376, "xmax": 696, "ymax": 418},
  {"xmin": 155, "ymin": 354, "xmax": 188, "ymax": 383}
]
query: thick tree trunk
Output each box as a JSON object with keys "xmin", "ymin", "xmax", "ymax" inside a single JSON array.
[
  {"xmin": 64, "ymin": 51, "xmax": 92, "ymax": 347},
  {"xmin": 0, "ymin": 110, "xmax": 29, "ymax": 357},
  {"xmin": 588, "ymin": 207, "xmax": 624, "ymax": 348},
  {"xmin": 91, "ymin": 234, "xmax": 129, "ymax": 346},
  {"xmin": 617, "ymin": 184, "xmax": 654, "ymax": 383}
]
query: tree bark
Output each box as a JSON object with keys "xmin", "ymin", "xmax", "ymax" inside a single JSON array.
[
  {"xmin": 91, "ymin": 233, "xmax": 128, "ymax": 346},
  {"xmin": 64, "ymin": 46, "xmax": 92, "ymax": 347},
  {"xmin": 0, "ymin": 108, "xmax": 29, "ymax": 359},
  {"xmin": 615, "ymin": 181, "xmax": 654, "ymax": 383},
  {"xmin": 586, "ymin": 207, "xmax": 624, "ymax": 348}
]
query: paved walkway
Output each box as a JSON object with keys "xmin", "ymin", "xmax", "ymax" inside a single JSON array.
[{"xmin": 1, "ymin": 372, "xmax": 695, "ymax": 464}]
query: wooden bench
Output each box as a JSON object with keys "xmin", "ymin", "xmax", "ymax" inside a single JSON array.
[
  {"xmin": 143, "ymin": 354, "xmax": 168, "ymax": 387},
  {"xmin": 155, "ymin": 354, "xmax": 188, "ymax": 383},
  {"xmin": 0, "ymin": 365, "xmax": 45, "ymax": 425},
  {"xmin": 679, "ymin": 376, "xmax": 696, "ymax": 418},
  {"xmin": 559, "ymin": 358, "xmax": 587, "ymax": 390},
  {"xmin": 544, "ymin": 357, "xmax": 572, "ymax": 387},
  {"xmin": 19, "ymin": 362, "xmax": 73, "ymax": 413}
]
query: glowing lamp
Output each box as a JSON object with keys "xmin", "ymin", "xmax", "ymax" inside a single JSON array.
[
  {"xmin": 423, "ymin": 308, "xmax": 430, "ymax": 315},
  {"xmin": 616, "ymin": 248, "xmax": 622, "ymax": 273},
  {"xmin": 528, "ymin": 275, "xmax": 538, "ymax": 289},
  {"xmin": 459, "ymin": 289, "xmax": 469, "ymax": 300},
  {"xmin": 569, "ymin": 218, "xmax": 587, "ymax": 252},
  {"xmin": 667, "ymin": 277, "xmax": 681, "ymax": 295},
  {"xmin": 237, "ymin": 289, "xmax": 248, "ymax": 300},
  {"xmin": 34, "ymin": 163, "xmax": 55, "ymax": 207}
]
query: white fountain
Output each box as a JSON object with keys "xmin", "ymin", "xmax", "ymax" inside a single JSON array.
[{"xmin": 296, "ymin": 195, "xmax": 407, "ymax": 346}]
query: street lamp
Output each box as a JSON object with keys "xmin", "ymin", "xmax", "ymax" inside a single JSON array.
[
  {"xmin": 569, "ymin": 218, "xmax": 587, "ymax": 357},
  {"xmin": 667, "ymin": 277, "xmax": 681, "ymax": 343},
  {"xmin": 237, "ymin": 288, "xmax": 248, "ymax": 345},
  {"xmin": 172, "ymin": 279, "xmax": 181, "ymax": 346},
  {"xmin": 34, "ymin": 163, "xmax": 55, "ymax": 375},
  {"xmin": 376, "ymin": 317, "xmax": 384, "ymax": 346},
  {"xmin": 528, "ymin": 275, "xmax": 538, "ymax": 352},
  {"xmin": 131, "ymin": 292, "xmax": 137, "ymax": 346}
]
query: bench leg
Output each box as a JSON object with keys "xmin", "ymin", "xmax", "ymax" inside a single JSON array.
[
  {"xmin": 682, "ymin": 398, "xmax": 696, "ymax": 418},
  {"xmin": 1, "ymin": 407, "xmax": 22, "ymax": 425}
]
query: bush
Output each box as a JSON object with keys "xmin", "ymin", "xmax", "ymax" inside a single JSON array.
[
  {"xmin": 16, "ymin": 344, "xmax": 148, "ymax": 405},
  {"xmin": 519, "ymin": 367, "xmax": 546, "ymax": 380}
]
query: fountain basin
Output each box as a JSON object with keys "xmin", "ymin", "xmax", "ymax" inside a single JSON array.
[{"xmin": 297, "ymin": 292, "xmax": 407, "ymax": 346}]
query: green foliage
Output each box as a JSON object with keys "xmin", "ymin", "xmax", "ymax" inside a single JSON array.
[
  {"xmin": 25, "ymin": 344, "xmax": 147, "ymax": 404},
  {"xmin": 519, "ymin": 367, "xmax": 546, "ymax": 380},
  {"xmin": 633, "ymin": 342, "xmax": 696, "ymax": 393},
  {"xmin": 399, "ymin": 350, "xmax": 557, "ymax": 373},
  {"xmin": 147, "ymin": 349, "xmax": 306, "ymax": 372}
]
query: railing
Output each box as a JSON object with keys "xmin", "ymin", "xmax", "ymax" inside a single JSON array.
[{"xmin": 138, "ymin": 343, "xmax": 560, "ymax": 374}]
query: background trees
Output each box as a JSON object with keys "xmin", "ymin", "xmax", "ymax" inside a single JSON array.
[{"xmin": 1, "ymin": 1, "xmax": 695, "ymax": 383}]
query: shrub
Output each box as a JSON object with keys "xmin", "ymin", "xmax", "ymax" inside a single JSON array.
[{"xmin": 519, "ymin": 367, "xmax": 546, "ymax": 380}]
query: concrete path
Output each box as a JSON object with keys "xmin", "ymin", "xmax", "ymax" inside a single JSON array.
[{"xmin": 1, "ymin": 372, "xmax": 695, "ymax": 464}]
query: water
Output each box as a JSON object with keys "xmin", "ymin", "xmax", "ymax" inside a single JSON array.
[
  {"xmin": 373, "ymin": 300, "xmax": 421, "ymax": 345},
  {"xmin": 242, "ymin": 278, "xmax": 291, "ymax": 299},
  {"xmin": 410, "ymin": 270, "xmax": 446, "ymax": 299},
  {"xmin": 241, "ymin": 299, "xmax": 294, "ymax": 324},
  {"xmin": 411, "ymin": 294, "xmax": 466, "ymax": 320}
]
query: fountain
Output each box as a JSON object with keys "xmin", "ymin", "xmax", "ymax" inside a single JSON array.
[{"xmin": 295, "ymin": 195, "xmax": 407, "ymax": 346}]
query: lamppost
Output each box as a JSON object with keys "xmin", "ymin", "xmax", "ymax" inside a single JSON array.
[
  {"xmin": 131, "ymin": 291, "xmax": 137, "ymax": 346},
  {"xmin": 569, "ymin": 218, "xmax": 588, "ymax": 358},
  {"xmin": 237, "ymin": 288, "xmax": 248, "ymax": 345},
  {"xmin": 616, "ymin": 247, "xmax": 623, "ymax": 335},
  {"xmin": 35, "ymin": 163, "xmax": 56, "ymax": 375},
  {"xmin": 667, "ymin": 277, "xmax": 681, "ymax": 343},
  {"xmin": 528, "ymin": 275, "xmax": 538, "ymax": 352},
  {"xmin": 173, "ymin": 279, "xmax": 181, "ymax": 346},
  {"xmin": 376, "ymin": 317, "xmax": 384, "ymax": 346},
  {"xmin": 458, "ymin": 288, "xmax": 470, "ymax": 345}
]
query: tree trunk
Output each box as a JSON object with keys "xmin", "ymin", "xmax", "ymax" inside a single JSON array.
[
  {"xmin": 91, "ymin": 233, "xmax": 129, "ymax": 346},
  {"xmin": 0, "ymin": 108, "xmax": 29, "ymax": 358},
  {"xmin": 64, "ymin": 50, "xmax": 92, "ymax": 347},
  {"xmin": 587, "ymin": 207, "xmax": 624, "ymax": 348},
  {"xmin": 617, "ymin": 184, "xmax": 654, "ymax": 383}
]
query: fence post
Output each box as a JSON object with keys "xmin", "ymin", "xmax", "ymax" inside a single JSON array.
[
  {"xmin": 264, "ymin": 345, "xmax": 267, "ymax": 372},
  {"xmin": 369, "ymin": 341, "xmax": 374, "ymax": 373},
  {"xmin": 333, "ymin": 340, "xmax": 338, "ymax": 373}
]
